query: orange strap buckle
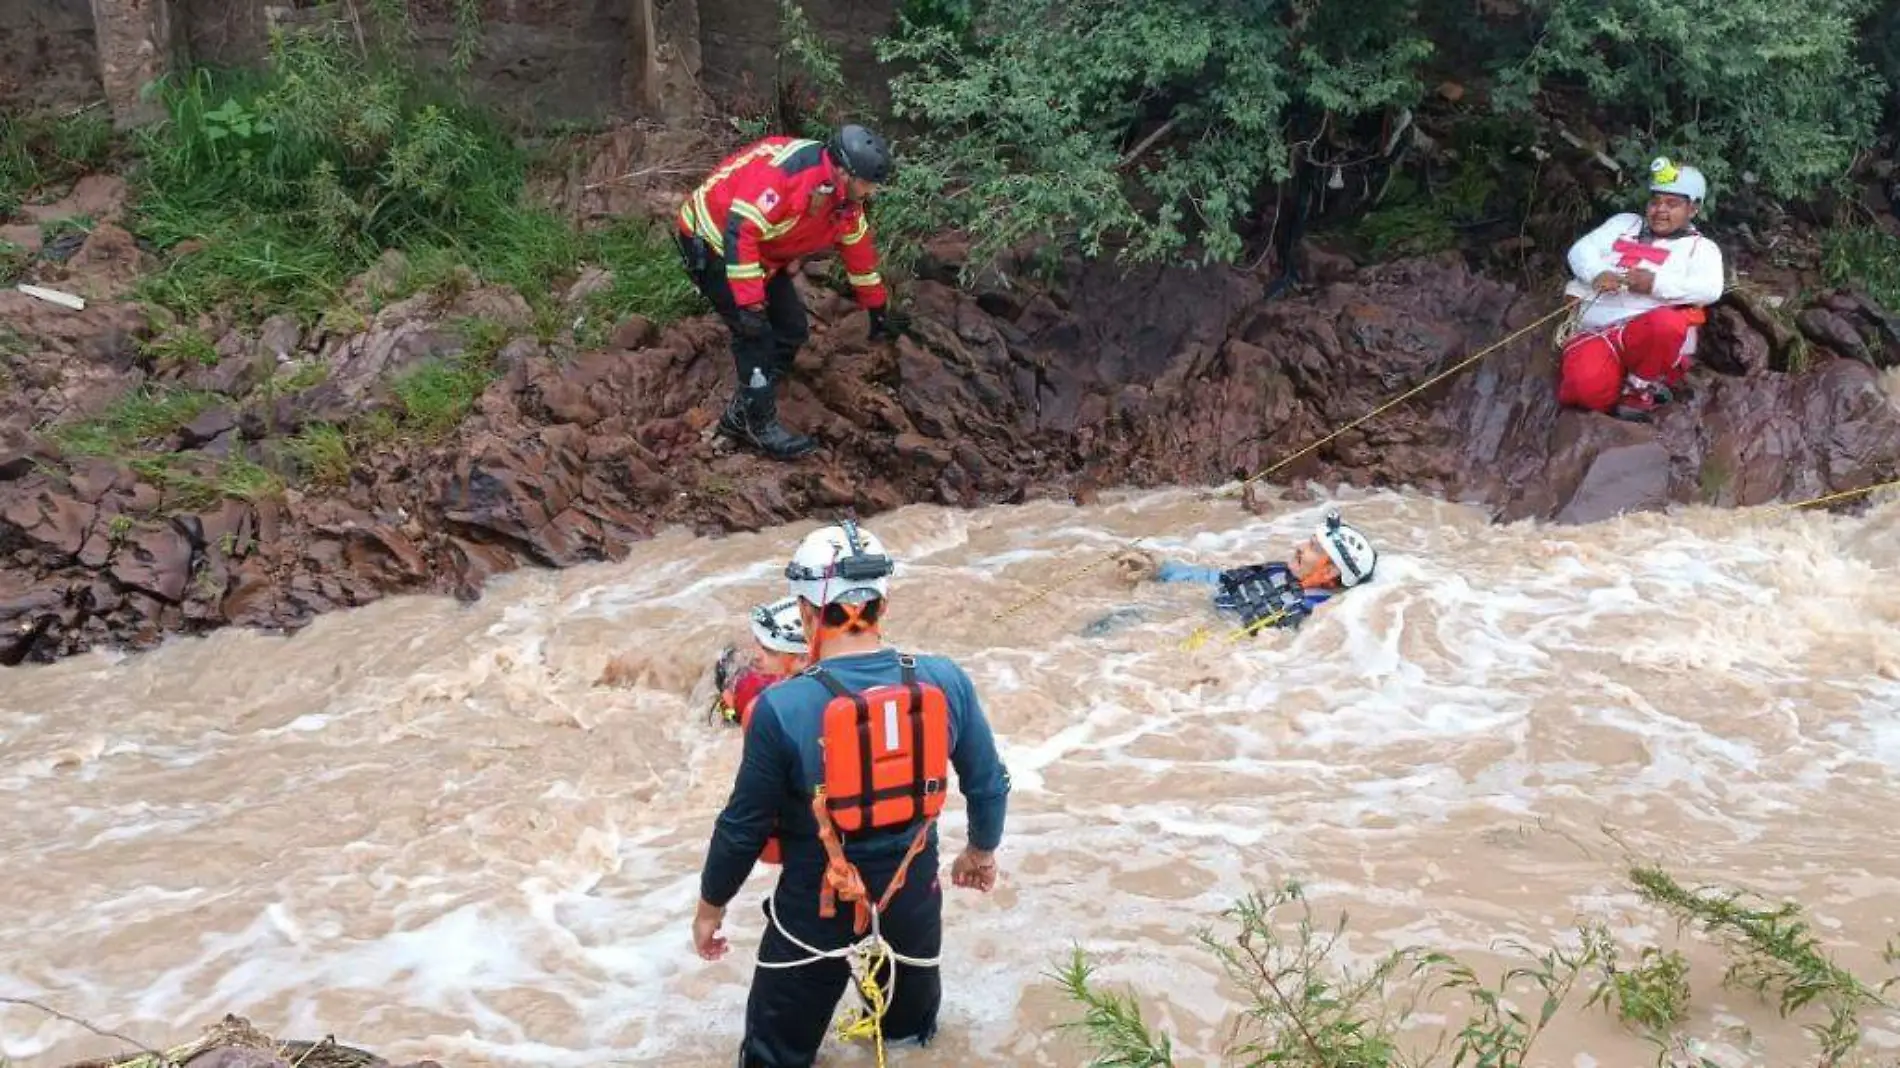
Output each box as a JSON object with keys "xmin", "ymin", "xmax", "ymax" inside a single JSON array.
[{"xmin": 811, "ymin": 794, "xmax": 936, "ymax": 936}]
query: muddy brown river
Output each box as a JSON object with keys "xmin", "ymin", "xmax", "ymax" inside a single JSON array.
[{"xmin": 4, "ymin": 487, "xmax": 1899, "ymax": 1066}]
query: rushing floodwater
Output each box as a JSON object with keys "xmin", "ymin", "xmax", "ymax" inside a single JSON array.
[{"xmin": 4, "ymin": 485, "xmax": 1899, "ymax": 1067}]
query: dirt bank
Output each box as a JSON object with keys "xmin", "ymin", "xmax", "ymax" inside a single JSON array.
[{"xmin": 3, "ymin": 155, "xmax": 1899, "ymax": 666}]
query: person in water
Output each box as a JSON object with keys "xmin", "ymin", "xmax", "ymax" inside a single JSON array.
[
  {"xmin": 710, "ymin": 595, "xmax": 811, "ymax": 870},
  {"xmin": 692, "ymin": 520, "xmax": 1011, "ymax": 1067},
  {"xmin": 712, "ymin": 596, "xmax": 809, "ymax": 730},
  {"xmin": 1115, "ymin": 510, "xmax": 1379, "ymax": 633}
]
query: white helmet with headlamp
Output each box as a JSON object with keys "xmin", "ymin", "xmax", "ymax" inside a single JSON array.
[
  {"xmin": 1315, "ymin": 510, "xmax": 1378, "ymax": 588},
  {"xmin": 1649, "ymin": 156, "xmax": 1707, "ymax": 205},
  {"xmin": 785, "ymin": 519, "xmax": 895, "ymax": 606}
]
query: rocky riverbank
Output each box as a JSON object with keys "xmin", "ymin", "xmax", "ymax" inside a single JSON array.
[{"xmin": 4, "ymin": 162, "xmax": 1899, "ymax": 666}]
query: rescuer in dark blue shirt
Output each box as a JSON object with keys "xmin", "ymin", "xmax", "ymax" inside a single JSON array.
[{"xmin": 692, "ymin": 519, "xmax": 1012, "ymax": 1067}]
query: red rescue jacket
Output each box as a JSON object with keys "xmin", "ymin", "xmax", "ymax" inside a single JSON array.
[{"xmin": 677, "ymin": 136, "xmax": 888, "ymax": 311}]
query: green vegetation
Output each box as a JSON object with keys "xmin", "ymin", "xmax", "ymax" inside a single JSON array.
[
  {"xmin": 0, "ymin": 109, "xmax": 115, "ymax": 218},
  {"xmin": 284, "ymin": 424, "xmax": 352, "ymax": 489},
  {"xmin": 388, "ymin": 318, "xmax": 509, "ymax": 441},
  {"xmin": 1060, "ymin": 864, "xmax": 1899, "ymax": 1067},
  {"xmin": 38, "ymin": 387, "xmax": 281, "ymax": 511},
  {"xmin": 866, "ymin": 0, "xmax": 1889, "ymax": 273},
  {"xmin": 3, "ymin": 4, "xmax": 706, "ymax": 503},
  {"xmin": 1821, "ymin": 227, "xmax": 1900, "ymax": 313},
  {"xmin": 8, "ymin": 0, "xmax": 1900, "ymax": 505},
  {"xmin": 46, "ymin": 388, "xmax": 222, "ymax": 460},
  {"xmin": 1497, "ymin": 0, "xmax": 1883, "ymax": 203},
  {"xmin": 126, "ymin": 19, "xmax": 697, "ymax": 327}
]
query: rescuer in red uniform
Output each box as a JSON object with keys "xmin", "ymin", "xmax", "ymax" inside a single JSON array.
[{"xmin": 675, "ymin": 124, "xmax": 902, "ymax": 461}]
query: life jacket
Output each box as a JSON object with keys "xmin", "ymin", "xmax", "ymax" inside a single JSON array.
[
  {"xmin": 723, "ymin": 666, "xmax": 782, "ymax": 731},
  {"xmin": 805, "ymin": 653, "xmax": 951, "ymax": 935},
  {"xmin": 1213, "ymin": 563, "xmax": 1319, "ymax": 634},
  {"xmin": 723, "ymin": 665, "xmax": 791, "ymax": 865}
]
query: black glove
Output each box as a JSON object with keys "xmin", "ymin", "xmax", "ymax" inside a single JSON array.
[
  {"xmin": 869, "ymin": 306, "xmax": 911, "ymax": 341},
  {"xmin": 734, "ymin": 306, "xmax": 770, "ymax": 339}
]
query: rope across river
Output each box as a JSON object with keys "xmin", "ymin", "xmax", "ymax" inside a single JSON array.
[{"xmin": 987, "ymin": 301, "xmax": 1900, "ymax": 628}]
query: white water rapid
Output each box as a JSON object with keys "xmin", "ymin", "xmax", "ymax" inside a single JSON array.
[{"xmin": 4, "ymin": 486, "xmax": 1899, "ymax": 1067}]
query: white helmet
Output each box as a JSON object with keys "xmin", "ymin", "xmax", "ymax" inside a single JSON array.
[
  {"xmin": 1649, "ymin": 157, "xmax": 1706, "ymax": 204},
  {"xmin": 1315, "ymin": 510, "xmax": 1377, "ymax": 588},
  {"xmin": 749, "ymin": 595, "xmax": 807, "ymax": 655},
  {"xmin": 785, "ymin": 520, "xmax": 894, "ymax": 606}
]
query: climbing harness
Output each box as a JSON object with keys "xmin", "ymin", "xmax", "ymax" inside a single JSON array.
[
  {"xmin": 754, "ymin": 879, "xmax": 942, "ymax": 1068},
  {"xmin": 747, "ymin": 791, "xmax": 943, "ymax": 1067}
]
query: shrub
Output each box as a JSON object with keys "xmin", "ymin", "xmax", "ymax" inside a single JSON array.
[
  {"xmin": 1060, "ymin": 866, "xmax": 1900, "ymax": 1068},
  {"xmin": 127, "ymin": 11, "xmax": 695, "ymax": 329},
  {"xmin": 869, "ymin": 0, "xmax": 1891, "ymax": 274},
  {"xmin": 874, "ymin": 0, "xmax": 1433, "ymax": 272},
  {"xmin": 1486, "ymin": 0, "xmax": 1884, "ymax": 205}
]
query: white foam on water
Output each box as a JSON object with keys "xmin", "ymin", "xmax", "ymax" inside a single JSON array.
[{"xmin": 3, "ymin": 490, "xmax": 1900, "ymax": 1066}]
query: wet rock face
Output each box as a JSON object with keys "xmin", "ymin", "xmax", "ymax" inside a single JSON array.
[{"xmin": 3, "ymin": 231, "xmax": 1898, "ymax": 664}]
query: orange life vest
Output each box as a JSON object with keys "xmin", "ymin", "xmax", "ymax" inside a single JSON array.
[{"xmin": 806, "ymin": 654, "xmax": 951, "ymax": 934}]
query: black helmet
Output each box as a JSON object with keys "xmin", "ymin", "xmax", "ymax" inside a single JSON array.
[{"xmin": 827, "ymin": 123, "xmax": 894, "ymax": 184}]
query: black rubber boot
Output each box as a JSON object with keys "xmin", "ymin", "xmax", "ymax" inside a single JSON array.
[{"xmin": 716, "ymin": 374, "xmax": 817, "ymax": 461}]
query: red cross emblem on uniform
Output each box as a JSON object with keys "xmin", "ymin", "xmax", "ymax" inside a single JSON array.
[{"xmin": 1612, "ymin": 237, "xmax": 1670, "ymax": 269}]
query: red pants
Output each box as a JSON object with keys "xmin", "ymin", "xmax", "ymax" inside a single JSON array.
[{"xmin": 1556, "ymin": 305, "xmax": 1701, "ymax": 413}]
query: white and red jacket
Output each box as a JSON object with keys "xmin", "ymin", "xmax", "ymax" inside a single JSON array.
[{"xmin": 1564, "ymin": 213, "xmax": 1725, "ymax": 336}]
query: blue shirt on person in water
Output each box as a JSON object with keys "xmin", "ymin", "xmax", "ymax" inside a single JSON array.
[{"xmin": 698, "ymin": 647, "xmax": 1012, "ymax": 909}]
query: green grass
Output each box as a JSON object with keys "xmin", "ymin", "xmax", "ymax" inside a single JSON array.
[
  {"xmin": 573, "ymin": 218, "xmax": 705, "ymax": 346},
  {"xmin": 390, "ymin": 355, "xmax": 497, "ymax": 439},
  {"xmin": 0, "ymin": 109, "xmax": 115, "ymax": 218},
  {"xmin": 46, "ymin": 387, "xmax": 223, "ymax": 458},
  {"xmin": 123, "ymin": 30, "xmax": 702, "ymax": 332},
  {"xmin": 39, "ymin": 386, "xmax": 296, "ymax": 512},
  {"xmin": 284, "ymin": 423, "xmax": 353, "ymax": 488},
  {"xmin": 128, "ymin": 453, "xmax": 285, "ymax": 511},
  {"xmin": 139, "ymin": 326, "xmax": 220, "ymax": 370},
  {"xmin": 18, "ymin": 15, "xmax": 716, "ymax": 507}
]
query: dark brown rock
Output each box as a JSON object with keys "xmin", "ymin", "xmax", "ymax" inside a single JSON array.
[
  {"xmin": 0, "ymin": 480, "xmax": 98, "ymax": 560},
  {"xmin": 109, "ymin": 523, "xmax": 194, "ymax": 603},
  {"xmin": 6, "ymin": 233, "xmax": 1900, "ymax": 663},
  {"xmin": 610, "ymin": 314, "xmax": 658, "ymax": 350}
]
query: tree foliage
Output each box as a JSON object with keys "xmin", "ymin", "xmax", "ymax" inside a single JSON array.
[
  {"xmin": 1495, "ymin": 0, "xmax": 1885, "ymax": 202},
  {"xmin": 872, "ymin": 0, "xmax": 1891, "ymax": 272},
  {"xmin": 874, "ymin": 0, "xmax": 1432, "ymax": 270}
]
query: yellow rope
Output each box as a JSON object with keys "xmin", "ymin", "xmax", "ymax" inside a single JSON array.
[
  {"xmin": 989, "ymin": 304, "xmax": 1570, "ymax": 624},
  {"xmin": 1218, "ymin": 302, "xmax": 1574, "ymax": 496},
  {"xmin": 834, "ymin": 939, "xmax": 893, "ymax": 1066},
  {"xmin": 1767, "ymin": 476, "xmax": 1900, "ymax": 513},
  {"xmin": 988, "ymin": 299, "xmax": 1892, "ymax": 630},
  {"xmin": 1178, "ymin": 605, "xmax": 1295, "ymax": 651},
  {"xmin": 987, "ymin": 538, "xmax": 1144, "ymax": 623}
]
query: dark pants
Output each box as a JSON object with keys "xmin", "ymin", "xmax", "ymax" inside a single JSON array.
[
  {"xmin": 738, "ymin": 845, "xmax": 943, "ymax": 1068},
  {"xmin": 676, "ymin": 233, "xmax": 810, "ymax": 386}
]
